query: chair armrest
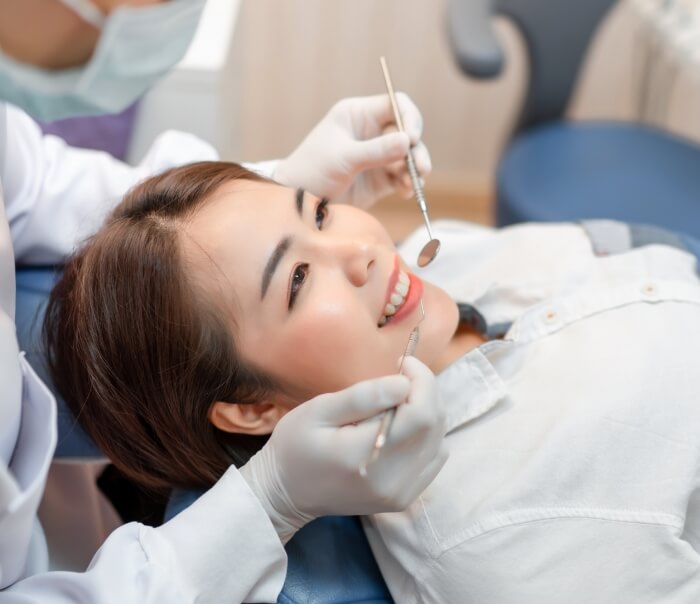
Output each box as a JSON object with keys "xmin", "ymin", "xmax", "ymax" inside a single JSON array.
[{"xmin": 446, "ymin": 0, "xmax": 504, "ymax": 79}]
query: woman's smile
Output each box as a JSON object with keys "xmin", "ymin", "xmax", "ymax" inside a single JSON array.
[
  {"xmin": 182, "ymin": 179, "xmax": 459, "ymax": 402},
  {"xmin": 378, "ymin": 263, "xmax": 424, "ymax": 328}
]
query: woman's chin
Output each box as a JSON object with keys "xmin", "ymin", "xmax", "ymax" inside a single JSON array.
[{"xmin": 414, "ymin": 285, "xmax": 459, "ymax": 368}]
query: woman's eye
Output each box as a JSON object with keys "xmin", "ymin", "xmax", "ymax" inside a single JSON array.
[
  {"xmin": 315, "ymin": 198, "xmax": 329, "ymax": 230},
  {"xmin": 288, "ymin": 263, "xmax": 309, "ymax": 310}
]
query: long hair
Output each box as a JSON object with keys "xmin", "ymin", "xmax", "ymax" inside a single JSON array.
[{"xmin": 44, "ymin": 162, "xmax": 278, "ymax": 491}]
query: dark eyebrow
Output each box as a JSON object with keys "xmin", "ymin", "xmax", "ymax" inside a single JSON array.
[
  {"xmin": 295, "ymin": 188, "xmax": 305, "ymax": 217},
  {"xmin": 261, "ymin": 236, "xmax": 292, "ymax": 300},
  {"xmin": 260, "ymin": 190, "xmax": 305, "ymax": 300}
]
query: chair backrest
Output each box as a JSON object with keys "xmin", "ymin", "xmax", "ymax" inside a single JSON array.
[{"xmin": 447, "ymin": 0, "xmax": 617, "ymax": 131}]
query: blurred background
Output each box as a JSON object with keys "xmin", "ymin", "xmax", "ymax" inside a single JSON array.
[{"xmin": 47, "ymin": 0, "xmax": 700, "ymax": 240}]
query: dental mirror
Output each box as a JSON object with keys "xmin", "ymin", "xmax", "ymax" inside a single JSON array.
[
  {"xmin": 380, "ymin": 56, "xmax": 441, "ymax": 267},
  {"xmin": 418, "ymin": 229, "xmax": 441, "ymax": 267}
]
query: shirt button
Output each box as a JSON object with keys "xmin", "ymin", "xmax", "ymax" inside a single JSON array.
[
  {"xmin": 543, "ymin": 309, "xmax": 557, "ymax": 323},
  {"xmin": 641, "ymin": 282, "xmax": 658, "ymax": 297}
]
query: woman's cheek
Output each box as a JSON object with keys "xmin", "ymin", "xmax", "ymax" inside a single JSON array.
[
  {"xmin": 286, "ymin": 309, "xmax": 390, "ymax": 391},
  {"xmin": 414, "ymin": 285, "xmax": 460, "ymax": 364}
]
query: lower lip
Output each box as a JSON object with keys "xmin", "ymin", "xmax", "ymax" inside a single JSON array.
[{"xmin": 388, "ymin": 273, "xmax": 424, "ymax": 325}]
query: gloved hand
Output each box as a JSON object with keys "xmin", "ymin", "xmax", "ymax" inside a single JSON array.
[
  {"xmin": 274, "ymin": 93, "xmax": 432, "ymax": 209},
  {"xmin": 240, "ymin": 357, "xmax": 448, "ymax": 544}
]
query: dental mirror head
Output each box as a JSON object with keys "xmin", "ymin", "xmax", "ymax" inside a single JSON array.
[{"xmin": 418, "ymin": 238, "xmax": 441, "ymax": 267}]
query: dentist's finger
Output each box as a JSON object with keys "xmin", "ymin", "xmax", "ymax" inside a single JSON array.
[
  {"xmin": 401, "ymin": 356, "xmax": 441, "ymax": 403},
  {"xmin": 384, "ymin": 357, "xmax": 446, "ymax": 444},
  {"xmin": 309, "ymin": 374, "xmax": 410, "ymax": 426},
  {"xmin": 345, "ymin": 132, "xmax": 411, "ymax": 172},
  {"xmin": 384, "ymin": 141, "xmax": 432, "ymax": 199},
  {"xmin": 385, "ymin": 140, "xmax": 431, "ymax": 177},
  {"xmin": 395, "ymin": 92, "xmax": 424, "ymax": 144},
  {"xmin": 410, "ymin": 141, "xmax": 432, "ymax": 178}
]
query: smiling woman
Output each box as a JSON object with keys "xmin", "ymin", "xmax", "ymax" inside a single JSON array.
[
  {"xmin": 43, "ymin": 160, "xmax": 458, "ymax": 490},
  {"xmin": 42, "ymin": 159, "xmax": 700, "ymax": 601}
]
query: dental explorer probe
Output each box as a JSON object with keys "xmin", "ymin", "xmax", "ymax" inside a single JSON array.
[
  {"xmin": 379, "ymin": 56, "xmax": 441, "ymax": 267},
  {"xmin": 360, "ymin": 299, "xmax": 425, "ymax": 476}
]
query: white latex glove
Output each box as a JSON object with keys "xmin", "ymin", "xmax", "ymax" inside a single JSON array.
[
  {"xmin": 274, "ymin": 93, "xmax": 432, "ymax": 209},
  {"xmin": 240, "ymin": 357, "xmax": 448, "ymax": 543}
]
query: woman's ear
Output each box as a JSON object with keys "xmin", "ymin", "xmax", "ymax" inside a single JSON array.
[{"xmin": 208, "ymin": 400, "xmax": 289, "ymax": 435}]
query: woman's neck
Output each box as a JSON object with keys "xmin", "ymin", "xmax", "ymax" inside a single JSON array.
[{"xmin": 430, "ymin": 324, "xmax": 487, "ymax": 374}]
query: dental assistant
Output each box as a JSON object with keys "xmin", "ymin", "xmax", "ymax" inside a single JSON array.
[{"xmin": 0, "ymin": 1, "xmax": 446, "ymax": 602}]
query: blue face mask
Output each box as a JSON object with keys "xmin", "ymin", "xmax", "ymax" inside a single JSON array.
[{"xmin": 0, "ymin": 0, "xmax": 206, "ymax": 121}]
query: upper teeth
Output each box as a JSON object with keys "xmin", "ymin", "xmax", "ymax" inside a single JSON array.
[{"xmin": 379, "ymin": 270, "xmax": 410, "ymax": 326}]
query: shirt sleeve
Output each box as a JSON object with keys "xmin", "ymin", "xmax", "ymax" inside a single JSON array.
[
  {"xmin": 423, "ymin": 518, "xmax": 700, "ymax": 604},
  {"xmin": 2, "ymin": 104, "xmax": 219, "ymax": 265},
  {"xmin": 1, "ymin": 467, "xmax": 287, "ymax": 604}
]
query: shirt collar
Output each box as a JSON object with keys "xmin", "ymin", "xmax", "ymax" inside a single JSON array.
[{"xmin": 437, "ymin": 340, "xmax": 512, "ymax": 433}]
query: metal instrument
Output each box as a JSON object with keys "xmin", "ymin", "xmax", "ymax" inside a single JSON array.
[
  {"xmin": 379, "ymin": 56, "xmax": 440, "ymax": 267},
  {"xmin": 360, "ymin": 299, "xmax": 425, "ymax": 476}
]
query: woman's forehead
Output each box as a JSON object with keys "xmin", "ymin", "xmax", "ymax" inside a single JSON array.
[
  {"xmin": 185, "ymin": 180, "xmax": 294, "ymax": 240},
  {"xmin": 179, "ymin": 180, "xmax": 297, "ymax": 305}
]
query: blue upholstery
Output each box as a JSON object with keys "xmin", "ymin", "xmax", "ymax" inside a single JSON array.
[
  {"xmin": 497, "ymin": 122, "xmax": 700, "ymax": 236},
  {"xmin": 15, "ymin": 266, "xmax": 102, "ymax": 459},
  {"xmin": 447, "ymin": 0, "xmax": 700, "ymax": 234},
  {"xmin": 166, "ymin": 489, "xmax": 393, "ymax": 604}
]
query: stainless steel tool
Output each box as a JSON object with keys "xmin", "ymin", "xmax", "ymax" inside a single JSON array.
[
  {"xmin": 379, "ymin": 56, "xmax": 440, "ymax": 267},
  {"xmin": 360, "ymin": 299, "xmax": 425, "ymax": 476}
]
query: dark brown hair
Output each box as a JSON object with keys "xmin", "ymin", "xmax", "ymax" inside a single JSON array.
[{"xmin": 44, "ymin": 162, "xmax": 278, "ymax": 491}]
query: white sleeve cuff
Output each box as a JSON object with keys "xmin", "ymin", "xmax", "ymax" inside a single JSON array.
[{"xmin": 150, "ymin": 467, "xmax": 287, "ymax": 604}]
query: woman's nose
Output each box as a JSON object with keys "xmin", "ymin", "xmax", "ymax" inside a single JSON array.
[{"xmin": 325, "ymin": 237, "xmax": 375, "ymax": 287}]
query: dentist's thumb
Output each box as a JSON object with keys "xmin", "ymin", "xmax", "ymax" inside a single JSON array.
[{"xmin": 310, "ymin": 374, "xmax": 411, "ymax": 426}]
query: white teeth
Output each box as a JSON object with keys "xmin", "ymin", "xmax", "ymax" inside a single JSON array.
[{"xmin": 378, "ymin": 269, "xmax": 412, "ymax": 327}]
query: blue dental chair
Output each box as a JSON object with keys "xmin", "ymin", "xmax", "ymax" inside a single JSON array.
[
  {"xmin": 15, "ymin": 266, "xmax": 392, "ymax": 603},
  {"xmin": 446, "ymin": 0, "xmax": 700, "ymax": 234}
]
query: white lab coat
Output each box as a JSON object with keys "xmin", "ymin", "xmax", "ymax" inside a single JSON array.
[{"xmin": 0, "ymin": 102, "xmax": 287, "ymax": 603}]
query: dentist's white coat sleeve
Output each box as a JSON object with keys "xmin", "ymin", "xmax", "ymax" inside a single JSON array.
[
  {"xmin": 3, "ymin": 103, "xmax": 220, "ymax": 264},
  {"xmin": 1, "ymin": 104, "xmax": 287, "ymax": 601},
  {"xmin": 2, "ymin": 467, "xmax": 288, "ymax": 603}
]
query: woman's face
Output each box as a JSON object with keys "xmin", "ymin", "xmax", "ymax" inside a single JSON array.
[{"xmin": 182, "ymin": 179, "xmax": 459, "ymax": 405}]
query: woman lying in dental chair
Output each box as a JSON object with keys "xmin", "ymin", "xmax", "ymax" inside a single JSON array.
[{"xmin": 44, "ymin": 161, "xmax": 700, "ymax": 604}]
